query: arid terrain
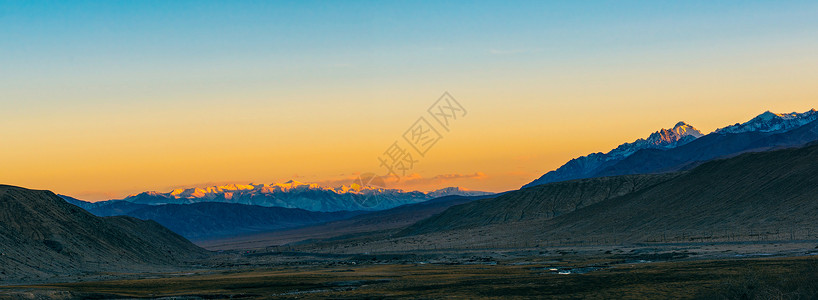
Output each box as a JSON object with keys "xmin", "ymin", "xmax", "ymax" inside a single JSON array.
[{"xmin": 3, "ymin": 241, "xmax": 818, "ymax": 299}]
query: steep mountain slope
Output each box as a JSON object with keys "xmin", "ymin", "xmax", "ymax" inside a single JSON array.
[
  {"xmin": 538, "ymin": 141, "xmax": 818, "ymax": 242},
  {"xmin": 199, "ymin": 194, "xmax": 493, "ymax": 250},
  {"xmin": 404, "ymin": 174, "xmax": 676, "ymax": 235},
  {"xmin": 88, "ymin": 200, "xmax": 151, "ymax": 216},
  {"xmin": 124, "ymin": 202, "xmax": 361, "ymax": 240},
  {"xmin": 58, "ymin": 194, "xmax": 95, "ymax": 209},
  {"xmin": 121, "ymin": 181, "xmax": 492, "ymax": 212},
  {"xmin": 0, "ymin": 185, "xmax": 207, "ymax": 283},
  {"xmin": 59, "ymin": 195, "xmax": 149, "ymax": 217},
  {"xmin": 399, "ymin": 142, "xmax": 818, "ymax": 247},
  {"xmin": 523, "ymin": 122, "xmax": 702, "ymax": 188}
]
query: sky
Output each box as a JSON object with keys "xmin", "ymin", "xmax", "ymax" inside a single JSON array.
[{"xmin": 2, "ymin": 0, "xmax": 818, "ymax": 200}]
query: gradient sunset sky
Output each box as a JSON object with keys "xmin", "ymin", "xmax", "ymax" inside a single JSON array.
[{"xmin": 2, "ymin": 1, "xmax": 818, "ymax": 200}]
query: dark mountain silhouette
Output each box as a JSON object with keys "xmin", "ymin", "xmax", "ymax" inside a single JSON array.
[
  {"xmin": 90, "ymin": 201, "xmax": 151, "ymax": 216},
  {"xmin": 59, "ymin": 195, "xmax": 150, "ymax": 217},
  {"xmin": 61, "ymin": 196, "xmax": 364, "ymax": 239},
  {"xmin": 58, "ymin": 194, "xmax": 95, "ymax": 209},
  {"xmin": 0, "ymin": 185, "xmax": 207, "ymax": 283},
  {"xmin": 124, "ymin": 202, "xmax": 362, "ymax": 240},
  {"xmin": 199, "ymin": 194, "xmax": 492, "ymax": 250}
]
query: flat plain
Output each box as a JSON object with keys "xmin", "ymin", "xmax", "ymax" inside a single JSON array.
[{"xmin": 4, "ymin": 241, "xmax": 818, "ymax": 299}]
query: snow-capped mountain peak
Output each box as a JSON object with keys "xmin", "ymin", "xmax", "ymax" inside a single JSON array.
[
  {"xmin": 672, "ymin": 121, "xmax": 704, "ymax": 137},
  {"xmin": 647, "ymin": 121, "xmax": 704, "ymax": 145},
  {"xmin": 607, "ymin": 122, "xmax": 703, "ymax": 158},
  {"xmin": 716, "ymin": 109, "xmax": 818, "ymax": 134}
]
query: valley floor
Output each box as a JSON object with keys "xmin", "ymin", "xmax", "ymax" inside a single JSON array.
[{"xmin": 3, "ymin": 241, "xmax": 818, "ymax": 299}]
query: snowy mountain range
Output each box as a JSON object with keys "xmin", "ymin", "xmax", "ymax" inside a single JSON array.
[
  {"xmin": 524, "ymin": 109, "xmax": 818, "ymax": 188},
  {"xmin": 716, "ymin": 109, "xmax": 818, "ymax": 134},
  {"xmin": 118, "ymin": 181, "xmax": 491, "ymax": 212},
  {"xmin": 523, "ymin": 121, "xmax": 704, "ymax": 188}
]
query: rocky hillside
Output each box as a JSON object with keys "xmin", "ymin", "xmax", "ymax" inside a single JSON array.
[
  {"xmin": 0, "ymin": 185, "xmax": 208, "ymax": 283},
  {"xmin": 539, "ymin": 141, "xmax": 818, "ymax": 242}
]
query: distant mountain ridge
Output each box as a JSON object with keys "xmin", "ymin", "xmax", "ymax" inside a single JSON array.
[
  {"xmin": 59, "ymin": 195, "xmax": 148, "ymax": 216},
  {"xmin": 60, "ymin": 195, "xmax": 361, "ymax": 239},
  {"xmin": 524, "ymin": 109, "xmax": 817, "ymax": 188},
  {"xmin": 118, "ymin": 181, "xmax": 491, "ymax": 212},
  {"xmin": 124, "ymin": 203, "xmax": 362, "ymax": 240}
]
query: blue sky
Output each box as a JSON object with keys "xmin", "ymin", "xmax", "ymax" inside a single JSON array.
[
  {"xmin": 2, "ymin": 1, "xmax": 818, "ymax": 199},
  {"xmin": 5, "ymin": 1, "xmax": 817, "ymax": 90}
]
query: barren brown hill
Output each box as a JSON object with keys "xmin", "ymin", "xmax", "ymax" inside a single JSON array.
[
  {"xmin": 536, "ymin": 141, "xmax": 818, "ymax": 243},
  {"xmin": 0, "ymin": 185, "xmax": 208, "ymax": 283},
  {"xmin": 403, "ymin": 174, "xmax": 676, "ymax": 236}
]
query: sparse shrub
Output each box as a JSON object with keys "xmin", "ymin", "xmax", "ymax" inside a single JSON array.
[{"xmin": 702, "ymin": 260, "xmax": 818, "ymax": 300}]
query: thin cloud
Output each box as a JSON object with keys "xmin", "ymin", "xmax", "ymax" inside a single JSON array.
[
  {"xmin": 488, "ymin": 48, "xmax": 541, "ymax": 55},
  {"xmin": 313, "ymin": 172, "xmax": 488, "ymax": 191},
  {"xmin": 387, "ymin": 172, "xmax": 488, "ymax": 188},
  {"xmin": 69, "ymin": 190, "xmax": 123, "ymax": 201}
]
